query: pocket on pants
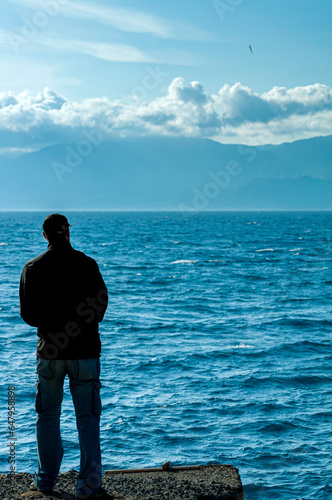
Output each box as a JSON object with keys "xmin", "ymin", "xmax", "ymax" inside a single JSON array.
[
  {"xmin": 76, "ymin": 358, "xmax": 100, "ymax": 381},
  {"xmin": 36, "ymin": 357, "xmax": 54, "ymax": 378},
  {"xmin": 92, "ymin": 380, "xmax": 102, "ymax": 416},
  {"xmin": 35, "ymin": 381, "xmax": 42, "ymax": 414}
]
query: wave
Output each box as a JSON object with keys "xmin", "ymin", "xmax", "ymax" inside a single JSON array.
[
  {"xmin": 227, "ymin": 343, "xmax": 254, "ymax": 349},
  {"xmin": 171, "ymin": 259, "xmax": 198, "ymax": 264},
  {"xmin": 260, "ymin": 421, "xmax": 297, "ymax": 433},
  {"xmin": 242, "ymin": 373, "xmax": 331, "ymax": 388},
  {"xmin": 257, "ymin": 316, "xmax": 332, "ymax": 329}
]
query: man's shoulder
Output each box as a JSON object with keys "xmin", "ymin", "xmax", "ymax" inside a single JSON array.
[
  {"xmin": 23, "ymin": 250, "xmax": 49, "ymax": 269},
  {"xmin": 71, "ymin": 248, "xmax": 98, "ymax": 267},
  {"xmin": 22, "ymin": 245, "xmax": 99, "ymax": 272}
]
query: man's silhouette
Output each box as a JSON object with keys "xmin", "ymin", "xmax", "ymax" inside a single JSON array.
[{"xmin": 20, "ymin": 214, "xmax": 108, "ymax": 499}]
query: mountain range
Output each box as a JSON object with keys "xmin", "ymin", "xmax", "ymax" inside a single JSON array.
[{"xmin": 0, "ymin": 134, "xmax": 331, "ymax": 210}]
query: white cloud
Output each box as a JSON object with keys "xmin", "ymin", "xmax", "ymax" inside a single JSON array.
[
  {"xmin": 0, "ymin": 92, "xmax": 17, "ymax": 108},
  {"xmin": 61, "ymin": 1, "xmax": 172, "ymax": 37},
  {"xmin": 9, "ymin": 0, "xmax": 211, "ymax": 41},
  {"xmin": 34, "ymin": 87, "xmax": 66, "ymax": 109},
  {"xmin": 168, "ymin": 78, "xmax": 208, "ymax": 104},
  {"xmin": 0, "ymin": 80, "xmax": 331, "ymax": 146},
  {"xmin": 262, "ymin": 84, "xmax": 332, "ymax": 116},
  {"xmin": 213, "ymin": 82, "xmax": 332, "ymax": 126},
  {"xmin": 43, "ymin": 38, "xmax": 154, "ymax": 63},
  {"xmin": 0, "ymin": 24, "xmax": 194, "ymax": 66},
  {"xmin": 9, "ymin": 0, "xmax": 171, "ymax": 37},
  {"xmin": 213, "ymin": 83, "xmax": 277, "ymax": 125},
  {"xmin": 212, "ymin": 109, "xmax": 332, "ymax": 146}
]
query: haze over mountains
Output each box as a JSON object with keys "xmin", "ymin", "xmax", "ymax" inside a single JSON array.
[{"xmin": 1, "ymin": 134, "xmax": 331, "ymax": 211}]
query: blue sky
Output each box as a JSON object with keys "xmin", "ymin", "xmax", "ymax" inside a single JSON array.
[{"xmin": 0, "ymin": 0, "xmax": 332, "ymax": 148}]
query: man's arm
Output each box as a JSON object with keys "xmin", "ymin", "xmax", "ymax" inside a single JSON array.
[
  {"xmin": 91, "ymin": 259, "xmax": 108, "ymax": 323},
  {"xmin": 19, "ymin": 264, "xmax": 40, "ymax": 327}
]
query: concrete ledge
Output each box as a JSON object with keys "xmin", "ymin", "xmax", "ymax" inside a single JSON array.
[
  {"xmin": 0, "ymin": 464, "xmax": 244, "ymax": 499},
  {"xmin": 102, "ymin": 464, "xmax": 244, "ymax": 500}
]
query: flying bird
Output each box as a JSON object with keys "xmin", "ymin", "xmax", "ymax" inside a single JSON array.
[{"xmin": 249, "ymin": 45, "xmax": 253, "ymax": 53}]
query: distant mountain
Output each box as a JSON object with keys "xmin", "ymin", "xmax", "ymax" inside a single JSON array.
[{"xmin": 0, "ymin": 135, "xmax": 331, "ymax": 210}]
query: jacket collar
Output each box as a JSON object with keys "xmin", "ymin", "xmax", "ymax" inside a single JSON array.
[{"xmin": 47, "ymin": 239, "xmax": 72, "ymax": 252}]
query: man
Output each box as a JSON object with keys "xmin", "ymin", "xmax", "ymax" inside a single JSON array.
[{"xmin": 20, "ymin": 214, "xmax": 108, "ymax": 499}]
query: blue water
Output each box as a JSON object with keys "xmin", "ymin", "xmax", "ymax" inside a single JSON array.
[{"xmin": 0, "ymin": 211, "xmax": 331, "ymax": 500}]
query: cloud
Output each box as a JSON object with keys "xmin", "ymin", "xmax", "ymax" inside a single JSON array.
[
  {"xmin": 9, "ymin": 0, "xmax": 211, "ymax": 41},
  {"xmin": 0, "ymin": 80, "xmax": 331, "ymax": 148},
  {"xmin": 43, "ymin": 38, "xmax": 154, "ymax": 63},
  {"xmin": 61, "ymin": 1, "xmax": 172, "ymax": 37},
  {"xmin": 34, "ymin": 87, "xmax": 66, "ymax": 109},
  {"xmin": 212, "ymin": 108, "xmax": 332, "ymax": 146},
  {"xmin": 0, "ymin": 92, "xmax": 18, "ymax": 108},
  {"xmin": 168, "ymin": 78, "xmax": 208, "ymax": 104},
  {"xmin": 262, "ymin": 84, "xmax": 332, "ymax": 116},
  {"xmin": 213, "ymin": 83, "xmax": 277, "ymax": 125},
  {"xmin": 9, "ymin": 0, "xmax": 171, "ymax": 37},
  {"xmin": 213, "ymin": 82, "xmax": 332, "ymax": 126},
  {"xmin": 0, "ymin": 25, "xmax": 194, "ymax": 66}
]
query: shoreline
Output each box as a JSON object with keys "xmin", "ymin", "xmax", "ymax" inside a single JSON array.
[{"xmin": 0, "ymin": 464, "xmax": 244, "ymax": 499}]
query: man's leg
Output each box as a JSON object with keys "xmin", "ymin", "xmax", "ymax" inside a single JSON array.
[
  {"xmin": 68, "ymin": 358, "xmax": 102, "ymax": 499},
  {"xmin": 34, "ymin": 357, "xmax": 66, "ymax": 492}
]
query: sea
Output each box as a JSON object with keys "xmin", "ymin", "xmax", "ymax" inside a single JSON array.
[{"xmin": 0, "ymin": 211, "xmax": 331, "ymax": 500}]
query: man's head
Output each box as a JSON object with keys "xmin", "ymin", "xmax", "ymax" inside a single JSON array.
[{"xmin": 43, "ymin": 213, "xmax": 71, "ymax": 243}]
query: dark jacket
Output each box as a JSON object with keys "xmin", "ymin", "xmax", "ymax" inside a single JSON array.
[{"xmin": 20, "ymin": 238, "xmax": 108, "ymax": 360}]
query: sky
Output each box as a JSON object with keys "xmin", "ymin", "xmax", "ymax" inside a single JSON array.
[{"xmin": 0, "ymin": 0, "xmax": 332, "ymax": 150}]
